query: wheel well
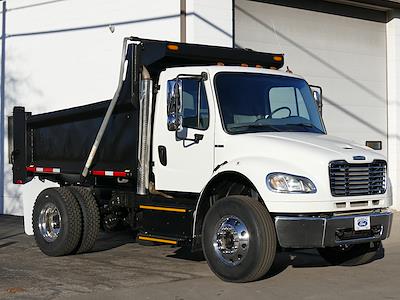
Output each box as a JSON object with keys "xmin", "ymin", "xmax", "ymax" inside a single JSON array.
[{"xmin": 193, "ymin": 172, "xmax": 263, "ymax": 250}]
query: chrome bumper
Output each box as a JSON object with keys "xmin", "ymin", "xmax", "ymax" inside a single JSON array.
[{"xmin": 275, "ymin": 211, "xmax": 393, "ymax": 248}]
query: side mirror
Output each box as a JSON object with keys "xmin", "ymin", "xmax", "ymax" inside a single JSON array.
[
  {"xmin": 310, "ymin": 85, "xmax": 322, "ymax": 114},
  {"xmin": 167, "ymin": 79, "xmax": 183, "ymax": 131}
]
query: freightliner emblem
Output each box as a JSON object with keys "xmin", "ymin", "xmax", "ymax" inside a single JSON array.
[{"xmin": 353, "ymin": 156, "xmax": 366, "ymax": 160}]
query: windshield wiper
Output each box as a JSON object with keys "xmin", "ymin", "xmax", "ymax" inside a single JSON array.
[
  {"xmin": 294, "ymin": 123, "xmax": 313, "ymax": 128},
  {"xmin": 229, "ymin": 124, "xmax": 281, "ymax": 132},
  {"xmin": 290, "ymin": 123, "xmax": 323, "ymax": 133}
]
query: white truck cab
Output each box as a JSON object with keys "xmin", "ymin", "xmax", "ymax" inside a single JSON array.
[{"xmin": 155, "ymin": 66, "xmax": 391, "ymax": 212}]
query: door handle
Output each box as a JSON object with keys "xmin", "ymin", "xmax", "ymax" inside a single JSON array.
[{"xmin": 158, "ymin": 146, "xmax": 167, "ymax": 166}]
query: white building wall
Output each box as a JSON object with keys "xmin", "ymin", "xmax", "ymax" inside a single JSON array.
[
  {"xmin": 387, "ymin": 11, "xmax": 400, "ymax": 210},
  {"xmin": 186, "ymin": 0, "xmax": 233, "ymax": 46},
  {"xmin": 2, "ymin": 0, "xmax": 181, "ymax": 220},
  {"xmin": 1, "ymin": 0, "xmax": 5, "ymax": 217}
]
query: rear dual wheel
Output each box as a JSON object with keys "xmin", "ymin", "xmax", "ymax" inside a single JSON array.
[
  {"xmin": 68, "ymin": 187, "xmax": 100, "ymax": 254},
  {"xmin": 33, "ymin": 187, "xmax": 82, "ymax": 256},
  {"xmin": 32, "ymin": 186, "xmax": 99, "ymax": 256}
]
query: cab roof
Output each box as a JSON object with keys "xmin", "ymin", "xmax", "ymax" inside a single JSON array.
[{"xmin": 164, "ymin": 65, "xmax": 304, "ymax": 81}]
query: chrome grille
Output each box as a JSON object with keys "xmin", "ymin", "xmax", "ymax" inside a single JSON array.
[{"xmin": 329, "ymin": 160, "xmax": 386, "ymax": 197}]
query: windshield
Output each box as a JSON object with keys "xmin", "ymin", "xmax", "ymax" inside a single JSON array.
[{"xmin": 215, "ymin": 72, "xmax": 325, "ymax": 134}]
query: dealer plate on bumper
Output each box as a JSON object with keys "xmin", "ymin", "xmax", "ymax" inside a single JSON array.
[{"xmin": 354, "ymin": 216, "xmax": 371, "ymax": 231}]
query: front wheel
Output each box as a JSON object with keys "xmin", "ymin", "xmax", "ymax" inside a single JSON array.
[
  {"xmin": 318, "ymin": 242, "xmax": 382, "ymax": 266},
  {"xmin": 202, "ymin": 196, "xmax": 276, "ymax": 282}
]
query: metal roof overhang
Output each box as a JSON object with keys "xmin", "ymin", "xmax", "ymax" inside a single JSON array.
[
  {"xmin": 247, "ymin": 0, "xmax": 399, "ymax": 22},
  {"xmin": 324, "ymin": 0, "xmax": 400, "ymax": 10}
]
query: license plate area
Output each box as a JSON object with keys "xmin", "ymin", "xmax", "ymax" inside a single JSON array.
[
  {"xmin": 354, "ymin": 216, "xmax": 371, "ymax": 231},
  {"xmin": 324, "ymin": 212, "xmax": 391, "ymax": 247}
]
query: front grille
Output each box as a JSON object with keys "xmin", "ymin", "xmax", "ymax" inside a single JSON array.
[{"xmin": 329, "ymin": 160, "xmax": 386, "ymax": 197}]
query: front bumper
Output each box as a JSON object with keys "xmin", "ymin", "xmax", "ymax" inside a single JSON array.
[{"xmin": 275, "ymin": 211, "xmax": 393, "ymax": 248}]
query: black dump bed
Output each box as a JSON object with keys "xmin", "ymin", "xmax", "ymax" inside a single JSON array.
[
  {"xmin": 15, "ymin": 98, "xmax": 138, "ymax": 174},
  {"xmin": 11, "ymin": 37, "xmax": 284, "ymax": 185}
]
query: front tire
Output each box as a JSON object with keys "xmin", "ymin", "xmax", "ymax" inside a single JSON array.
[
  {"xmin": 32, "ymin": 187, "xmax": 82, "ymax": 256},
  {"xmin": 202, "ymin": 196, "xmax": 276, "ymax": 282},
  {"xmin": 318, "ymin": 242, "xmax": 381, "ymax": 266}
]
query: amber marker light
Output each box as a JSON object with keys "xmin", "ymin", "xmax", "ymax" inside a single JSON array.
[
  {"xmin": 167, "ymin": 44, "xmax": 179, "ymax": 51},
  {"xmin": 273, "ymin": 55, "xmax": 283, "ymax": 62}
]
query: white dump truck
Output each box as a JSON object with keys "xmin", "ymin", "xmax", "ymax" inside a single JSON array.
[{"xmin": 10, "ymin": 37, "xmax": 392, "ymax": 282}]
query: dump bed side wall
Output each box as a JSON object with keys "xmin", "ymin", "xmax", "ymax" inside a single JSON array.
[
  {"xmin": 30, "ymin": 102, "xmax": 139, "ymax": 173},
  {"xmin": 12, "ymin": 100, "xmax": 139, "ymax": 183}
]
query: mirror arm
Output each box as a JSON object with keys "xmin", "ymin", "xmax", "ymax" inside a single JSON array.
[{"xmin": 175, "ymin": 132, "xmax": 204, "ymax": 144}]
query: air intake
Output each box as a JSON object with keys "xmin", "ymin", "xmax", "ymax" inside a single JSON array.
[{"xmin": 329, "ymin": 160, "xmax": 386, "ymax": 197}]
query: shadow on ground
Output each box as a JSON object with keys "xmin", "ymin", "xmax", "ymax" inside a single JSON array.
[
  {"xmin": 264, "ymin": 246, "xmax": 385, "ymax": 279},
  {"xmin": 167, "ymin": 243, "xmax": 385, "ymax": 281},
  {"xmin": 89, "ymin": 229, "xmax": 136, "ymax": 253},
  {"xmin": 0, "ymin": 215, "xmax": 24, "ymax": 242}
]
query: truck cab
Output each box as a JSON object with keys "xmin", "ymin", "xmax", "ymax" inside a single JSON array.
[{"xmin": 11, "ymin": 37, "xmax": 392, "ymax": 283}]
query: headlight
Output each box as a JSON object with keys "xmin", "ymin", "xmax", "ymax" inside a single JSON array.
[{"xmin": 266, "ymin": 173, "xmax": 317, "ymax": 193}]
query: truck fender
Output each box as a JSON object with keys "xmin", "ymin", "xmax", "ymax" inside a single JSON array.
[
  {"xmin": 191, "ymin": 169, "xmax": 260, "ymax": 249},
  {"xmin": 192, "ymin": 157, "xmax": 279, "ymax": 244},
  {"xmin": 191, "ymin": 156, "xmax": 318, "ymax": 243}
]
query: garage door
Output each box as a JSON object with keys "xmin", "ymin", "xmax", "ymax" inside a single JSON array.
[{"xmin": 235, "ymin": 0, "xmax": 387, "ymax": 155}]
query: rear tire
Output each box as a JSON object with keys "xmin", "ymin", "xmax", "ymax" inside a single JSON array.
[
  {"xmin": 68, "ymin": 186, "xmax": 100, "ymax": 254},
  {"xmin": 202, "ymin": 196, "xmax": 276, "ymax": 282},
  {"xmin": 318, "ymin": 242, "xmax": 381, "ymax": 266},
  {"xmin": 32, "ymin": 187, "xmax": 82, "ymax": 256}
]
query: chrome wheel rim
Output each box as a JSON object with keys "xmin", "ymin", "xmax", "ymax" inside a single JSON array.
[
  {"xmin": 38, "ymin": 202, "xmax": 62, "ymax": 242},
  {"xmin": 212, "ymin": 216, "xmax": 249, "ymax": 266}
]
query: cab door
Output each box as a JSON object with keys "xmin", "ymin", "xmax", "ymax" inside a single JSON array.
[{"xmin": 152, "ymin": 69, "xmax": 215, "ymax": 193}]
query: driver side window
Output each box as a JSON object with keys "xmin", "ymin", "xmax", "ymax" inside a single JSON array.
[
  {"xmin": 181, "ymin": 79, "xmax": 209, "ymax": 130},
  {"xmin": 269, "ymin": 87, "xmax": 310, "ymax": 119}
]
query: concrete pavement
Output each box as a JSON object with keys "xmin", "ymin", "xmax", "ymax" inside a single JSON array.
[{"xmin": 0, "ymin": 213, "xmax": 399, "ymax": 300}]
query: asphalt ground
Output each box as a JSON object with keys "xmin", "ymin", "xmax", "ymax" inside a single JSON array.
[{"xmin": 0, "ymin": 212, "xmax": 399, "ymax": 300}]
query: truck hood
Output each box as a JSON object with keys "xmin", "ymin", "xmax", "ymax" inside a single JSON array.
[
  {"xmin": 223, "ymin": 132, "xmax": 385, "ymax": 167},
  {"xmin": 216, "ymin": 132, "xmax": 390, "ymax": 213}
]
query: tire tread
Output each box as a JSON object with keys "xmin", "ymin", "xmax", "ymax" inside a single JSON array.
[
  {"xmin": 68, "ymin": 186, "xmax": 100, "ymax": 254},
  {"xmin": 239, "ymin": 196, "xmax": 276, "ymax": 282}
]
